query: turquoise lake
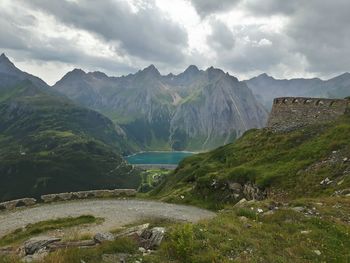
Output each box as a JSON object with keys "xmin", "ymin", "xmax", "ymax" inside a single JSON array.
[{"xmin": 126, "ymin": 151, "xmax": 194, "ymax": 165}]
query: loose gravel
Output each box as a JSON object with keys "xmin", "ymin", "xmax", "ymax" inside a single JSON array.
[{"xmin": 0, "ymin": 199, "xmax": 215, "ymax": 237}]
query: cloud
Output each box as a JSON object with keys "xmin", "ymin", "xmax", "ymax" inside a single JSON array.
[
  {"xmin": 207, "ymin": 20, "xmax": 235, "ymax": 50},
  {"xmin": 1, "ymin": 0, "xmax": 350, "ymax": 84},
  {"xmin": 22, "ymin": 0, "xmax": 188, "ymax": 64},
  {"xmin": 284, "ymin": 0, "xmax": 350, "ymax": 74},
  {"xmin": 189, "ymin": 0, "xmax": 240, "ymax": 17}
]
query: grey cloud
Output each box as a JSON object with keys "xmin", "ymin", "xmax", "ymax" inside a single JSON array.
[
  {"xmin": 207, "ymin": 20, "xmax": 235, "ymax": 50},
  {"xmin": 189, "ymin": 0, "xmax": 240, "ymax": 17},
  {"xmin": 285, "ymin": 0, "xmax": 350, "ymax": 74},
  {"xmin": 243, "ymin": 0, "xmax": 300, "ymax": 16},
  {"xmin": 22, "ymin": 0, "xmax": 188, "ymax": 64}
]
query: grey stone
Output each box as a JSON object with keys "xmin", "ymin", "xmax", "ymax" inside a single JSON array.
[
  {"xmin": 115, "ymin": 223, "xmax": 150, "ymax": 238},
  {"xmin": 234, "ymin": 198, "xmax": 247, "ymax": 207},
  {"xmin": 94, "ymin": 232, "xmax": 115, "ymax": 243},
  {"xmin": 23, "ymin": 236, "xmax": 60, "ymax": 255},
  {"xmin": 228, "ymin": 182, "xmax": 242, "ymax": 192},
  {"xmin": 140, "ymin": 227, "xmax": 166, "ymax": 249},
  {"xmin": 292, "ymin": 207, "xmax": 305, "ymax": 213}
]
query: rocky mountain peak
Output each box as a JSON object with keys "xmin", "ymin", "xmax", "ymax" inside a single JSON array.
[
  {"xmin": 206, "ymin": 66, "xmax": 226, "ymax": 81},
  {"xmin": 89, "ymin": 71, "xmax": 108, "ymax": 79},
  {"xmin": 142, "ymin": 64, "xmax": 161, "ymax": 77},
  {"xmin": 0, "ymin": 53, "xmax": 19, "ymax": 74},
  {"xmin": 184, "ymin": 65, "xmax": 200, "ymax": 75}
]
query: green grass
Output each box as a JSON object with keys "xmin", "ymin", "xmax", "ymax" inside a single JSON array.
[
  {"xmin": 153, "ymin": 115, "xmax": 350, "ymax": 208},
  {"xmin": 0, "ymin": 215, "xmax": 101, "ymax": 247},
  {"xmin": 143, "ymin": 197, "xmax": 350, "ymax": 263}
]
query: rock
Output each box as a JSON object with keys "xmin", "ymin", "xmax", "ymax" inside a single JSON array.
[
  {"xmin": 238, "ymin": 216, "xmax": 248, "ymax": 223},
  {"xmin": 337, "ymin": 179, "xmax": 344, "ymax": 185},
  {"xmin": 343, "ymin": 157, "xmax": 348, "ymax": 162},
  {"xmin": 320, "ymin": 177, "xmax": 332, "ymax": 185},
  {"xmin": 234, "ymin": 198, "xmax": 247, "ymax": 207},
  {"xmin": 47, "ymin": 240, "xmax": 96, "ymax": 251},
  {"xmin": 263, "ymin": 210, "xmax": 275, "ymax": 216},
  {"xmin": 291, "ymin": 206, "xmax": 305, "ymax": 213},
  {"xmin": 115, "ymin": 223, "xmax": 150, "ymax": 238},
  {"xmin": 138, "ymin": 247, "xmax": 146, "ymax": 253},
  {"xmin": 244, "ymin": 223, "xmax": 252, "ymax": 229},
  {"xmin": 257, "ymin": 208, "xmax": 264, "ymax": 213},
  {"xmin": 22, "ymin": 248, "xmax": 48, "ymax": 262},
  {"xmin": 94, "ymin": 232, "xmax": 115, "ymax": 243},
  {"xmin": 313, "ymin": 250, "xmax": 321, "ymax": 256},
  {"xmin": 300, "ymin": 230, "xmax": 311, "ymax": 234},
  {"xmin": 0, "ymin": 198, "xmax": 37, "ymax": 211},
  {"xmin": 140, "ymin": 227, "xmax": 166, "ymax": 249},
  {"xmin": 242, "ymin": 183, "xmax": 266, "ymax": 200},
  {"xmin": 228, "ymin": 182, "xmax": 242, "ymax": 192},
  {"xmin": 23, "ymin": 236, "xmax": 60, "ymax": 255}
]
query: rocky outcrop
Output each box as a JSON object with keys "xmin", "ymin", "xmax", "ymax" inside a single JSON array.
[{"xmin": 40, "ymin": 189, "xmax": 137, "ymax": 203}]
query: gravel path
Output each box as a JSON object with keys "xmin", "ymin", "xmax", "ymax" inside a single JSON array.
[{"xmin": 0, "ymin": 199, "xmax": 215, "ymax": 237}]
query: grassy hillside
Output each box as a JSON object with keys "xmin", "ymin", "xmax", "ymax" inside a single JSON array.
[
  {"xmin": 0, "ymin": 81, "xmax": 140, "ymax": 201},
  {"xmin": 153, "ymin": 114, "xmax": 350, "ymax": 208}
]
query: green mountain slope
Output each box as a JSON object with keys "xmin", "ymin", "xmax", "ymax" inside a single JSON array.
[
  {"xmin": 154, "ymin": 113, "xmax": 350, "ymax": 208},
  {"xmin": 0, "ymin": 80, "xmax": 140, "ymax": 201}
]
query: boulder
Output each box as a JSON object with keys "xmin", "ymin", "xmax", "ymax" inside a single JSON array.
[
  {"xmin": 234, "ymin": 198, "xmax": 247, "ymax": 207},
  {"xmin": 94, "ymin": 232, "xmax": 115, "ymax": 243},
  {"xmin": 23, "ymin": 236, "xmax": 60, "ymax": 255},
  {"xmin": 140, "ymin": 227, "xmax": 166, "ymax": 249},
  {"xmin": 242, "ymin": 183, "xmax": 266, "ymax": 200},
  {"xmin": 115, "ymin": 223, "xmax": 150, "ymax": 238}
]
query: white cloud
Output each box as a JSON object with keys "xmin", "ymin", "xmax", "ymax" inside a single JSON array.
[{"xmin": 0, "ymin": 0, "xmax": 349, "ymax": 84}]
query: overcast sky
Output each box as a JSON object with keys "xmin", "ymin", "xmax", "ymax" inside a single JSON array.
[{"xmin": 1, "ymin": 0, "xmax": 349, "ymax": 85}]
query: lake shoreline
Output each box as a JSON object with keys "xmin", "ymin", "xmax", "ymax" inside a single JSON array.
[
  {"xmin": 125, "ymin": 151, "xmax": 196, "ymax": 165},
  {"xmin": 124, "ymin": 150, "xmax": 199, "ymax": 158}
]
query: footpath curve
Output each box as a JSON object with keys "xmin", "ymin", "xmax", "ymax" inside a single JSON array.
[{"xmin": 0, "ymin": 199, "xmax": 216, "ymax": 237}]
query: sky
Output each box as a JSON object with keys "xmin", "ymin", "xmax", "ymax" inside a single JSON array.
[{"xmin": 1, "ymin": 0, "xmax": 350, "ymax": 85}]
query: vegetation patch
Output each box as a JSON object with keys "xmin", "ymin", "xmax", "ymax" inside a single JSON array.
[{"xmin": 0, "ymin": 215, "xmax": 101, "ymax": 247}]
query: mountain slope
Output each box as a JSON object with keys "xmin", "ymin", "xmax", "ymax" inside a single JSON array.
[
  {"xmin": 245, "ymin": 73, "xmax": 350, "ymax": 109},
  {"xmin": 0, "ymin": 55, "xmax": 141, "ymax": 201},
  {"xmin": 54, "ymin": 65, "xmax": 268, "ymax": 151},
  {"xmin": 170, "ymin": 68, "xmax": 267, "ymax": 150},
  {"xmin": 153, "ymin": 112, "xmax": 350, "ymax": 208}
]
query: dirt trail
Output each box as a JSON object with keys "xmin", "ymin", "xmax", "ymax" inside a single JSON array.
[{"xmin": 0, "ymin": 199, "xmax": 215, "ymax": 237}]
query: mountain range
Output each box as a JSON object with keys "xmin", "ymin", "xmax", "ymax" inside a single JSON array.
[
  {"xmin": 53, "ymin": 64, "xmax": 268, "ymax": 151},
  {"xmin": 245, "ymin": 73, "xmax": 350, "ymax": 109}
]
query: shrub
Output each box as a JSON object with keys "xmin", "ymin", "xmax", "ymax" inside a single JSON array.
[{"xmin": 166, "ymin": 223, "xmax": 195, "ymax": 262}]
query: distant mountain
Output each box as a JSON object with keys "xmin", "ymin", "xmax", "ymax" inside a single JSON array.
[
  {"xmin": 54, "ymin": 65, "xmax": 268, "ymax": 151},
  {"xmin": 0, "ymin": 54, "xmax": 140, "ymax": 201},
  {"xmin": 245, "ymin": 73, "xmax": 350, "ymax": 109}
]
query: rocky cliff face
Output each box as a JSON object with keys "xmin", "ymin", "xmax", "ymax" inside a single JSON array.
[
  {"xmin": 54, "ymin": 65, "xmax": 268, "ymax": 151},
  {"xmin": 170, "ymin": 68, "xmax": 267, "ymax": 150}
]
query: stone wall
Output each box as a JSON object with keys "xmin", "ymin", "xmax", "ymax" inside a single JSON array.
[
  {"xmin": 0, "ymin": 189, "xmax": 137, "ymax": 211},
  {"xmin": 0, "ymin": 198, "xmax": 37, "ymax": 211},
  {"xmin": 267, "ymin": 97, "xmax": 349, "ymax": 131},
  {"xmin": 40, "ymin": 189, "xmax": 137, "ymax": 203}
]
